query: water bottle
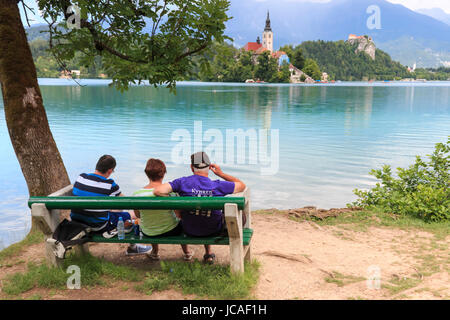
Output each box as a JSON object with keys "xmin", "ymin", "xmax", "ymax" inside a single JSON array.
[{"xmin": 117, "ymin": 217, "xmax": 125, "ymax": 240}]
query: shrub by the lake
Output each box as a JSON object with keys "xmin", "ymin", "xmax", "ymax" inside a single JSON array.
[{"xmin": 351, "ymin": 138, "xmax": 449, "ymax": 222}]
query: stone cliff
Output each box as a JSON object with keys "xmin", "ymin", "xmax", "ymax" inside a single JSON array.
[{"xmin": 347, "ymin": 36, "xmax": 376, "ymax": 60}]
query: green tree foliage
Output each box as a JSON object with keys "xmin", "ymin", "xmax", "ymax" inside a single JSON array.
[
  {"xmin": 29, "ymin": 38, "xmax": 49, "ymax": 58},
  {"xmin": 254, "ymin": 51, "xmax": 279, "ymax": 82},
  {"xmin": 197, "ymin": 42, "xmax": 240, "ymax": 82},
  {"xmin": 34, "ymin": 55, "xmax": 60, "ymax": 78},
  {"xmin": 196, "ymin": 43, "xmax": 289, "ymax": 83},
  {"xmin": 29, "ymin": 39, "xmax": 106, "ymax": 78},
  {"xmin": 299, "ymin": 40, "xmax": 411, "ymax": 81},
  {"xmin": 351, "ymin": 138, "xmax": 450, "ymax": 222},
  {"xmin": 270, "ymin": 63, "xmax": 290, "ymax": 83},
  {"xmin": 303, "ymin": 58, "xmax": 321, "ymax": 80},
  {"xmin": 280, "ymin": 44, "xmax": 305, "ymax": 70},
  {"xmin": 413, "ymin": 67, "xmax": 450, "ymax": 80},
  {"xmin": 38, "ymin": 0, "xmax": 231, "ymax": 91}
]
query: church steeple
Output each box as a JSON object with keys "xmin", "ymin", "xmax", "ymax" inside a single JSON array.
[
  {"xmin": 265, "ymin": 11, "xmax": 272, "ymax": 31},
  {"xmin": 262, "ymin": 10, "xmax": 273, "ymax": 53}
]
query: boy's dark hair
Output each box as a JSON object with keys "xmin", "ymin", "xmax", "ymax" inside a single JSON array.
[
  {"xmin": 145, "ymin": 158, "xmax": 167, "ymax": 181},
  {"xmin": 95, "ymin": 155, "xmax": 116, "ymax": 174}
]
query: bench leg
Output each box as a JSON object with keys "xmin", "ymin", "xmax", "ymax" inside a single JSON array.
[
  {"xmin": 244, "ymin": 245, "xmax": 251, "ymax": 262},
  {"xmin": 225, "ymin": 203, "xmax": 244, "ymax": 274},
  {"xmin": 44, "ymin": 235, "xmax": 64, "ymax": 267},
  {"xmin": 74, "ymin": 243, "xmax": 90, "ymax": 257}
]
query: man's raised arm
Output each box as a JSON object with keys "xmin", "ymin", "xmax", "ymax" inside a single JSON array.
[{"xmin": 210, "ymin": 164, "xmax": 246, "ymax": 194}]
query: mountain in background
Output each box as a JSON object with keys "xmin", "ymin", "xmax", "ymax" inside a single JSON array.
[
  {"xmin": 25, "ymin": 24, "xmax": 50, "ymax": 42},
  {"xmin": 226, "ymin": 0, "xmax": 450, "ymax": 68},
  {"xmin": 416, "ymin": 8, "xmax": 450, "ymax": 26}
]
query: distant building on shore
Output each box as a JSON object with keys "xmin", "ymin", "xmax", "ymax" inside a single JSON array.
[
  {"xmin": 289, "ymin": 64, "xmax": 314, "ymax": 84},
  {"xmin": 59, "ymin": 69, "xmax": 81, "ymax": 79},
  {"xmin": 242, "ymin": 11, "xmax": 320, "ymax": 83},
  {"xmin": 242, "ymin": 11, "xmax": 289, "ymax": 65}
]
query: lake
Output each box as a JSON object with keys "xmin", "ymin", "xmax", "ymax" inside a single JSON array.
[{"xmin": 0, "ymin": 79, "xmax": 449, "ymax": 249}]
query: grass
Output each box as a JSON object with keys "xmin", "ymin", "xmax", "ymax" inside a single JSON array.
[
  {"xmin": 0, "ymin": 230, "xmax": 44, "ymax": 263},
  {"xmin": 2, "ymin": 252, "xmax": 260, "ymax": 300},
  {"xmin": 135, "ymin": 259, "xmax": 260, "ymax": 299},
  {"xmin": 324, "ymin": 271, "xmax": 365, "ymax": 287},
  {"xmin": 284, "ymin": 208, "xmax": 450, "ymax": 239},
  {"xmin": 382, "ymin": 276, "xmax": 422, "ymax": 296},
  {"xmin": 1, "ymin": 253, "xmax": 144, "ymax": 297}
]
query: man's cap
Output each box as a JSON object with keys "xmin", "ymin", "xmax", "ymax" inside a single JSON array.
[{"xmin": 191, "ymin": 152, "xmax": 211, "ymax": 169}]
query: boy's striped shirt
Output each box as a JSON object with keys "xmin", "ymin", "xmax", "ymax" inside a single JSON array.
[{"xmin": 70, "ymin": 173, "xmax": 121, "ymax": 227}]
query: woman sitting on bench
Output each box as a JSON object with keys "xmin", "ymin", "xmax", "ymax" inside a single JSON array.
[{"xmin": 133, "ymin": 158, "xmax": 194, "ymax": 261}]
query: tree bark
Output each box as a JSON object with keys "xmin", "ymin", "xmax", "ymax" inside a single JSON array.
[{"xmin": 0, "ymin": 1, "xmax": 70, "ymax": 228}]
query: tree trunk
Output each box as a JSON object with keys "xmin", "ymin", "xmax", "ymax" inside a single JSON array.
[{"xmin": 0, "ymin": 1, "xmax": 70, "ymax": 228}]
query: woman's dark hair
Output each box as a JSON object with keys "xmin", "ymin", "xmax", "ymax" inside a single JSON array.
[
  {"xmin": 145, "ymin": 158, "xmax": 167, "ymax": 181},
  {"xmin": 95, "ymin": 155, "xmax": 116, "ymax": 174}
]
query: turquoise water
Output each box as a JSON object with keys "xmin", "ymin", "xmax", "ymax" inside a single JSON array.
[{"xmin": 0, "ymin": 79, "xmax": 449, "ymax": 249}]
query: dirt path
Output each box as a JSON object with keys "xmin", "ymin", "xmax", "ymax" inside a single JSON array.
[{"xmin": 1, "ymin": 212, "xmax": 449, "ymax": 300}]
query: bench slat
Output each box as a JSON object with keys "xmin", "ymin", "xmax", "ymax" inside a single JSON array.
[
  {"xmin": 88, "ymin": 228, "xmax": 254, "ymax": 246},
  {"xmin": 28, "ymin": 196, "xmax": 245, "ymax": 210}
]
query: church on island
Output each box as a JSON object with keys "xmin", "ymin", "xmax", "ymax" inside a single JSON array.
[
  {"xmin": 242, "ymin": 11, "xmax": 314, "ymax": 84},
  {"xmin": 243, "ymin": 11, "xmax": 274, "ymax": 54}
]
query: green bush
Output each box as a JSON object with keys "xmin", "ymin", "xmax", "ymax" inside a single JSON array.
[{"xmin": 351, "ymin": 138, "xmax": 449, "ymax": 222}]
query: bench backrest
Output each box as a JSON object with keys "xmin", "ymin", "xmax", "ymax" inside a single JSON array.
[{"xmin": 28, "ymin": 196, "xmax": 245, "ymax": 211}]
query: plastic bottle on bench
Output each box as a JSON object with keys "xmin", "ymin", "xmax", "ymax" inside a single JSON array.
[
  {"xmin": 117, "ymin": 217, "xmax": 125, "ymax": 240},
  {"xmin": 134, "ymin": 220, "xmax": 140, "ymax": 238}
]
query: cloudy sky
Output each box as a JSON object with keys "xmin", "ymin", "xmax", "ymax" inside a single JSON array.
[{"xmin": 21, "ymin": 0, "xmax": 450, "ymax": 26}]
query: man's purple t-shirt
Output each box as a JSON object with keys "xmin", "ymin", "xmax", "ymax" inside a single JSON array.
[{"xmin": 169, "ymin": 175, "xmax": 235, "ymax": 236}]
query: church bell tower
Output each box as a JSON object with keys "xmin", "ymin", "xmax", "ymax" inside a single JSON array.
[{"xmin": 262, "ymin": 11, "xmax": 273, "ymax": 53}]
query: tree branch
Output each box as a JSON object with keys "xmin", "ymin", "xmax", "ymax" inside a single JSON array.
[{"xmin": 175, "ymin": 42, "xmax": 209, "ymax": 62}]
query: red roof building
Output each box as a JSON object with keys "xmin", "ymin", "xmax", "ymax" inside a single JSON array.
[{"xmin": 244, "ymin": 41, "xmax": 263, "ymax": 52}]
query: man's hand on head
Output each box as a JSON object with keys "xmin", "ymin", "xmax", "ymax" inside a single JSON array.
[
  {"xmin": 210, "ymin": 164, "xmax": 224, "ymax": 177},
  {"xmin": 210, "ymin": 164, "xmax": 246, "ymax": 193}
]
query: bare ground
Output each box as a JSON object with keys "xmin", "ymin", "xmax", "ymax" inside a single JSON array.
[{"xmin": 1, "ymin": 211, "xmax": 449, "ymax": 300}]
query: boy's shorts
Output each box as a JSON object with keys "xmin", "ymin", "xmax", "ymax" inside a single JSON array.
[
  {"xmin": 108, "ymin": 211, "xmax": 132, "ymax": 227},
  {"xmin": 88, "ymin": 211, "xmax": 132, "ymax": 234}
]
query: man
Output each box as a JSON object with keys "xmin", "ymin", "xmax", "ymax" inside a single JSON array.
[
  {"xmin": 154, "ymin": 152, "xmax": 246, "ymax": 264},
  {"xmin": 70, "ymin": 155, "xmax": 151, "ymax": 255}
]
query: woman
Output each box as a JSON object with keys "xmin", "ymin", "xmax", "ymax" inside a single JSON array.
[{"xmin": 133, "ymin": 158, "xmax": 193, "ymax": 261}]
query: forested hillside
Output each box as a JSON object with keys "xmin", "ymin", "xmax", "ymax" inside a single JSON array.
[{"xmin": 299, "ymin": 40, "xmax": 410, "ymax": 81}]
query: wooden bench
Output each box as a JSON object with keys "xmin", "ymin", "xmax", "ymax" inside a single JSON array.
[{"xmin": 28, "ymin": 185, "xmax": 252, "ymax": 274}]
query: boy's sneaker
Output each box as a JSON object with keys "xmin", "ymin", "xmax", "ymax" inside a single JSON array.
[
  {"xmin": 102, "ymin": 229, "xmax": 118, "ymax": 239},
  {"xmin": 126, "ymin": 244, "xmax": 152, "ymax": 256}
]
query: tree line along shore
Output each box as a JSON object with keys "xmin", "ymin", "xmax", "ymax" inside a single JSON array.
[{"xmin": 29, "ymin": 36, "xmax": 450, "ymax": 83}]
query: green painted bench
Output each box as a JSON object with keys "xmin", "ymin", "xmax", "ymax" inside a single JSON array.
[{"xmin": 28, "ymin": 185, "xmax": 252, "ymax": 274}]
